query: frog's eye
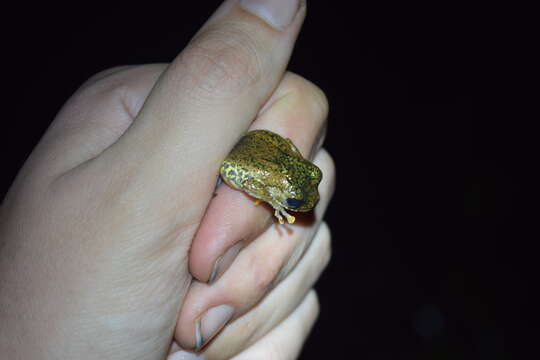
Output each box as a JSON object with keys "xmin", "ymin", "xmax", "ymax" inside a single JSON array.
[
  {"xmin": 310, "ymin": 166, "xmax": 323, "ymax": 183},
  {"xmin": 286, "ymin": 198, "xmax": 304, "ymax": 209}
]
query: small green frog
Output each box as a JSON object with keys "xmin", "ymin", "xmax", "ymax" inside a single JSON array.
[{"xmin": 220, "ymin": 129, "xmax": 322, "ymax": 224}]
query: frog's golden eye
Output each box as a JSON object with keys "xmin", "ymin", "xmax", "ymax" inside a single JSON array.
[{"xmin": 286, "ymin": 198, "xmax": 304, "ymax": 209}]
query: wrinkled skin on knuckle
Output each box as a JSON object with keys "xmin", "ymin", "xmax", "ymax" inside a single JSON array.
[
  {"xmin": 51, "ymin": 77, "xmax": 134, "ymax": 138},
  {"xmin": 175, "ymin": 21, "xmax": 264, "ymax": 101},
  {"xmin": 78, "ymin": 64, "xmax": 166, "ymax": 106}
]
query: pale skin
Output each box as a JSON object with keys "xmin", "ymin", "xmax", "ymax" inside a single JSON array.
[{"xmin": 0, "ymin": 1, "xmax": 335, "ymax": 359}]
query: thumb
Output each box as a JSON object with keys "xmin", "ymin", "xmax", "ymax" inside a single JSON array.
[{"xmin": 72, "ymin": 0, "xmax": 306, "ymax": 227}]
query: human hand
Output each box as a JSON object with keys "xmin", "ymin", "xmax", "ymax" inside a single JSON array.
[
  {"xmin": 0, "ymin": 0, "xmax": 334, "ymax": 359},
  {"xmin": 170, "ymin": 69, "xmax": 334, "ymax": 359}
]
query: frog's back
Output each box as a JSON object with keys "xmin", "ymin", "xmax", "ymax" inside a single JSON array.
[
  {"xmin": 221, "ymin": 131, "xmax": 276, "ymax": 190},
  {"xmin": 245, "ymin": 130, "xmax": 303, "ymax": 159}
]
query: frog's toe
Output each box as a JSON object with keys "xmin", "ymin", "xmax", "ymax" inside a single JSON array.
[
  {"xmin": 286, "ymin": 214, "xmax": 296, "ymax": 224},
  {"xmin": 274, "ymin": 209, "xmax": 284, "ymax": 224},
  {"xmin": 282, "ymin": 209, "xmax": 295, "ymax": 224},
  {"xmin": 274, "ymin": 208, "xmax": 295, "ymax": 225}
]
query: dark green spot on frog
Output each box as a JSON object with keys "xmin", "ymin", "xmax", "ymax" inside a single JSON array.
[{"xmin": 220, "ymin": 129, "xmax": 322, "ymax": 224}]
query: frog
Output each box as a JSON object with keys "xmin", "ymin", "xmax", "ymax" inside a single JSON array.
[{"xmin": 220, "ymin": 129, "xmax": 322, "ymax": 224}]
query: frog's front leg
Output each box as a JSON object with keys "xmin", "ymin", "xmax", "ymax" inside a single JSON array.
[
  {"xmin": 241, "ymin": 178, "xmax": 295, "ymax": 224},
  {"xmin": 274, "ymin": 208, "xmax": 295, "ymax": 225},
  {"xmin": 220, "ymin": 162, "xmax": 246, "ymax": 191}
]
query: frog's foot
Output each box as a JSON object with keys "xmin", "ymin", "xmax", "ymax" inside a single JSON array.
[{"xmin": 274, "ymin": 208, "xmax": 295, "ymax": 225}]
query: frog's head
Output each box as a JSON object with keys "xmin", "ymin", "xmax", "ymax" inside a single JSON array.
[{"xmin": 269, "ymin": 161, "xmax": 323, "ymax": 213}]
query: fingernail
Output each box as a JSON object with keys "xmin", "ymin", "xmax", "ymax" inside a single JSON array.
[
  {"xmin": 240, "ymin": 0, "xmax": 302, "ymax": 29},
  {"xmin": 194, "ymin": 304, "xmax": 235, "ymax": 351},
  {"xmin": 208, "ymin": 242, "xmax": 243, "ymax": 284}
]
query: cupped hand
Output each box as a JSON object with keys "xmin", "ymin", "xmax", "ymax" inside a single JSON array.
[{"xmin": 0, "ymin": 0, "xmax": 334, "ymax": 359}]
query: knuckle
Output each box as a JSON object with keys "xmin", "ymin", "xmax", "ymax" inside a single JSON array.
[
  {"xmin": 80, "ymin": 80, "xmax": 135, "ymax": 121},
  {"xmin": 81, "ymin": 64, "xmax": 167, "ymax": 118},
  {"xmin": 323, "ymin": 149, "xmax": 336, "ymax": 179},
  {"xmin": 309, "ymin": 290, "xmax": 321, "ymax": 315},
  {"xmin": 285, "ymin": 73, "xmax": 329, "ymax": 125},
  {"xmin": 76, "ymin": 71, "xmax": 131, "ymax": 105},
  {"xmin": 84, "ymin": 65, "xmax": 133, "ymax": 85},
  {"xmin": 314, "ymin": 149, "xmax": 336, "ymax": 200},
  {"xmin": 176, "ymin": 22, "xmax": 264, "ymax": 100},
  {"xmin": 80, "ymin": 64, "xmax": 166, "ymax": 97},
  {"xmin": 306, "ymin": 82, "xmax": 329, "ymax": 123},
  {"xmin": 246, "ymin": 248, "xmax": 282, "ymax": 294},
  {"xmin": 318, "ymin": 222, "xmax": 332, "ymax": 270},
  {"xmin": 299, "ymin": 291, "xmax": 320, "ymax": 335}
]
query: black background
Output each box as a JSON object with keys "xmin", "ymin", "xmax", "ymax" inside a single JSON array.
[{"xmin": 2, "ymin": 1, "xmax": 533, "ymax": 359}]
